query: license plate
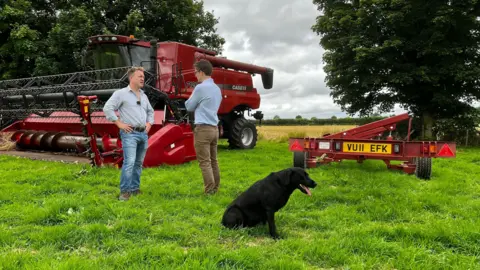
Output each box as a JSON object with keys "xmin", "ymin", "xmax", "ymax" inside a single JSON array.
[{"xmin": 343, "ymin": 142, "xmax": 392, "ymax": 154}]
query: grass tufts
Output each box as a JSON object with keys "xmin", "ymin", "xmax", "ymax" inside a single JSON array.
[{"xmin": 0, "ymin": 140, "xmax": 479, "ymax": 269}]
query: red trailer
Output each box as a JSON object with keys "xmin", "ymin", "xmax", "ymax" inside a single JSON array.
[{"xmin": 288, "ymin": 113, "xmax": 456, "ymax": 179}]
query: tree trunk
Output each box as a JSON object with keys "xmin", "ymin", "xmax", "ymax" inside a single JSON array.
[{"xmin": 421, "ymin": 112, "xmax": 434, "ymax": 140}]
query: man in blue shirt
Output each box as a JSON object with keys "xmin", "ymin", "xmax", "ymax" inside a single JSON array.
[
  {"xmin": 185, "ymin": 59, "xmax": 222, "ymax": 194},
  {"xmin": 103, "ymin": 66, "xmax": 154, "ymax": 201}
]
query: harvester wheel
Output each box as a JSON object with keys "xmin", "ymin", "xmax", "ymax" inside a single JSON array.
[
  {"xmin": 293, "ymin": 151, "xmax": 307, "ymax": 169},
  {"xmin": 228, "ymin": 117, "xmax": 257, "ymax": 149},
  {"xmin": 414, "ymin": 157, "xmax": 432, "ymax": 180}
]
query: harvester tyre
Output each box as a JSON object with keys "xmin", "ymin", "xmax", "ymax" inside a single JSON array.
[
  {"xmin": 293, "ymin": 151, "xmax": 306, "ymax": 169},
  {"xmin": 228, "ymin": 117, "xmax": 257, "ymax": 149},
  {"xmin": 414, "ymin": 157, "xmax": 432, "ymax": 180}
]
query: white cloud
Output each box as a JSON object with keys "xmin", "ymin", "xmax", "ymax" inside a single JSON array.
[{"xmin": 202, "ymin": 0, "xmax": 405, "ymax": 119}]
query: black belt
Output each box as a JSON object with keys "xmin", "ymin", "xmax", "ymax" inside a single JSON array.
[{"xmin": 132, "ymin": 126, "xmax": 145, "ymax": 132}]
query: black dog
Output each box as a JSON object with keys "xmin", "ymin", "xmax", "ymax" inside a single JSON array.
[{"xmin": 221, "ymin": 167, "xmax": 317, "ymax": 239}]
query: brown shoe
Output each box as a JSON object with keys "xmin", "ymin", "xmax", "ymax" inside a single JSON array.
[
  {"xmin": 118, "ymin": 192, "xmax": 130, "ymax": 201},
  {"xmin": 131, "ymin": 189, "xmax": 142, "ymax": 196}
]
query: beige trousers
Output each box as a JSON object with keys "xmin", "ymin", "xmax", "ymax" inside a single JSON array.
[{"xmin": 193, "ymin": 125, "xmax": 220, "ymax": 193}]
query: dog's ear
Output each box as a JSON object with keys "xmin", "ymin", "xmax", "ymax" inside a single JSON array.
[
  {"xmin": 276, "ymin": 168, "xmax": 295, "ymax": 186},
  {"xmin": 289, "ymin": 167, "xmax": 307, "ymax": 184}
]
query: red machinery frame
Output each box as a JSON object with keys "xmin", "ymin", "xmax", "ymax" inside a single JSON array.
[
  {"xmin": 76, "ymin": 95, "xmax": 196, "ymax": 168},
  {"xmin": 288, "ymin": 113, "xmax": 456, "ymax": 179},
  {"xmin": 4, "ymin": 95, "xmax": 195, "ymax": 168}
]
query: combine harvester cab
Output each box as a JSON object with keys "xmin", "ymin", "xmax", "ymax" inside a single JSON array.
[
  {"xmin": 0, "ymin": 34, "xmax": 274, "ymax": 167},
  {"xmin": 288, "ymin": 113, "xmax": 456, "ymax": 180}
]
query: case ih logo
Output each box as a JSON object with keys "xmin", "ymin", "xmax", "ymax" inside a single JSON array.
[
  {"xmin": 185, "ymin": 81, "xmax": 250, "ymax": 91},
  {"xmin": 232, "ymin": 85, "xmax": 247, "ymax": 91}
]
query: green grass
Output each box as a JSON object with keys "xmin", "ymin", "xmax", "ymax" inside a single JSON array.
[{"xmin": 0, "ymin": 141, "xmax": 479, "ymax": 269}]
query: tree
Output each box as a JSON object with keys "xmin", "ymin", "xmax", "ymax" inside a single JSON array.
[
  {"xmin": 1, "ymin": 0, "xmax": 225, "ymax": 79},
  {"xmin": 0, "ymin": 0, "xmax": 52, "ymax": 79},
  {"xmin": 273, "ymin": 115, "xmax": 280, "ymax": 120},
  {"xmin": 311, "ymin": 0, "xmax": 480, "ymax": 139},
  {"xmin": 295, "ymin": 115, "xmax": 302, "ymax": 120}
]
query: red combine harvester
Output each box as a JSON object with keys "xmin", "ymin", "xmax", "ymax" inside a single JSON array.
[
  {"xmin": 288, "ymin": 113, "xmax": 456, "ymax": 179},
  {"xmin": 0, "ymin": 35, "xmax": 274, "ymax": 167}
]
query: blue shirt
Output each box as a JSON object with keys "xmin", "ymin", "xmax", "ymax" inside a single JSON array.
[
  {"xmin": 103, "ymin": 86, "xmax": 154, "ymax": 127},
  {"xmin": 185, "ymin": 78, "xmax": 222, "ymax": 125}
]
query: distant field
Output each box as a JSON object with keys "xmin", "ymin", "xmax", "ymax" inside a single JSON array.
[{"xmin": 257, "ymin": 125, "xmax": 356, "ymax": 141}]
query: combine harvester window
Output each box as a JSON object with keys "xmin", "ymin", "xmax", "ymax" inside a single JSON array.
[{"xmin": 85, "ymin": 44, "xmax": 151, "ymax": 71}]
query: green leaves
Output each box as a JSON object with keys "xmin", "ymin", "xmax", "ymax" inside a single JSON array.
[
  {"xmin": 124, "ymin": 9, "xmax": 145, "ymax": 37},
  {"xmin": 7, "ymin": 24, "xmax": 39, "ymax": 54},
  {"xmin": 0, "ymin": 0, "xmax": 43, "ymax": 79}
]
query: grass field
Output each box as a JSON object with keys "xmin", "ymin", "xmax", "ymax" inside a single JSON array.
[{"xmin": 0, "ymin": 138, "xmax": 479, "ymax": 269}]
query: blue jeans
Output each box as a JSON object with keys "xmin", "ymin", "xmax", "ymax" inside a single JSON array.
[{"xmin": 119, "ymin": 130, "xmax": 148, "ymax": 193}]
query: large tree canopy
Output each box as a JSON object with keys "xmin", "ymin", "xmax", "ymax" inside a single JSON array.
[
  {"xmin": 0, "ymin": 0, "xmax": 225, "ymax": 79},
  {"xmin": 312, "ymin": 0, "xmax": 480, "ymax": 138}
]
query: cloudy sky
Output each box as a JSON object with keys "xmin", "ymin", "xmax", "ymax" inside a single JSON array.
[{"xmin": 201, "ymin": 0, "xmax": 408, "ymax": 120}]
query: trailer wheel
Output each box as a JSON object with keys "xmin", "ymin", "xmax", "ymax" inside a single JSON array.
[
  {"xmin": 293, "ymin": 151, "xmax": 307, "ymax": 169},
  {"xmin": 228, "ymin": 117, "xmax": 257, "ymax": 149},
  {"xmin": 414, "ymin": 157, "xmax": 432, "ymax": 180}
]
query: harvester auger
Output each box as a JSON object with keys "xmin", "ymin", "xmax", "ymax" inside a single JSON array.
[
  {"xmin": 0, "ymin": 34, "xmax": 274, "ymax": 167},
  {"xmin": 288, "ymin": 113, "xmax": 456, "ymax": 180}
]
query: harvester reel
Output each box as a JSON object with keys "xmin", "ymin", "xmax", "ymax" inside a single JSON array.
[{"xmin": 228, "ymin": 117, "xmax": 257, "ymax": 149}]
